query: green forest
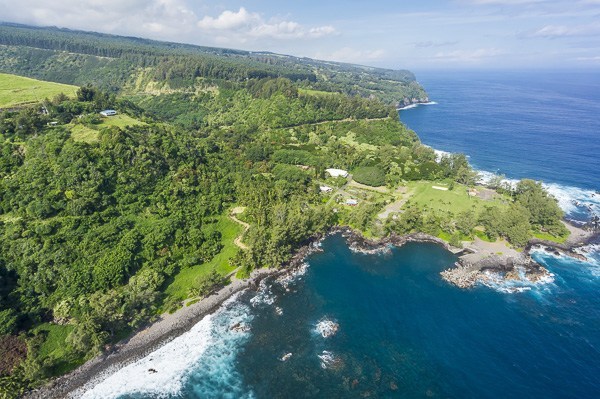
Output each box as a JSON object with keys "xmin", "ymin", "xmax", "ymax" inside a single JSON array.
[{"xmin": 0, "ymin": 24, "xmax": 566, "ymax": 397}]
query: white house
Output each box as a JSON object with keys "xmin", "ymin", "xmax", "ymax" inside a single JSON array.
[
  {"xmin": 319, "ymin": 185, "xmax": 333, "ymax": 193},
  {"xmin": 345, "ymin": 199, "xmax": 359, "ymax": 206},
  {"xmin": 100, "ymin": 110, "xmax": 117, "ymax": 117},
  {"xmin": 325, "ymin": 168, "xmax": 348, "ymax": 178}
]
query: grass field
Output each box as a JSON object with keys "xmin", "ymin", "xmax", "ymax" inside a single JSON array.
[
  {"xmin": 163, "ymin": 215, "xmax": 242, "ymax": 303},
  {"xmin": 70, "ymin": 114, "xmax": 145, "ymax": 143},
  {"xmin": 100, "ymin": 114, "xmax": 145, "ymax": 128},
  {"xmin": 70, "ymin": 124, "xmax": 99, "ymax": 143},
  {"xmin": 0, "ymin": 73, "xmax": 77, "ymax": 108},
  {"xmin": 404, "ymin": 181, "xmax": 508, "ymax": 215},
  {"xmin": 34, "ymin": 323, "xmax": 85, "ymax": 376},
  {"xmin": 298, "ymin": 88, "xmax": 338, "ymax": 97}
]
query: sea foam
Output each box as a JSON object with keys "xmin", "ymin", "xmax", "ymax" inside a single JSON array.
[
  {"xmin": 477, "ymin": 170, "xmax": 600, "ymax": 221},
  {"xmin": 80, "ymin": 293, "xmax": 254, "ymax": 399}
]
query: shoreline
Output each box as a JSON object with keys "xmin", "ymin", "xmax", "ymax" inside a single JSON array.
[
  {"xmin": 396, "ymin": 101, "xmax": 437, "ymax": 111},
  {"xmin": 26, "ymin": 223, "xmax": 598, "ymax": 398},
  {"xmin": 26, "ymin": 237, "xmax": 323, "ymax": 399}
]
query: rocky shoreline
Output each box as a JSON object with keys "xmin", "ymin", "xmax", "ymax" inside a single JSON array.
[
  {"xmin": 441, "ymin": 226, "xmax": 598, "ymax": 290},
  {"xmin": 26, "ymin": 236, "xmax": 324, "ymax": 399},
  {"xmin": 25, "ymin": 225, "xmax": 598, "ymax": 397},
  {"xmin": 330, "ymin": 224, "xmax": 598, "ymax": 292}
]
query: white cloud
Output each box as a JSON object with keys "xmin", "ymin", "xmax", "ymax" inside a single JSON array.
[
  {"xmin": 433, "ymin": 48, "xmax": 506, "ymax": 62},
  {"xmin": 197, "ymin": 7, "xmax": 260, "ymax": 31},
  {"xmin": 0, "ymin": 0, "xmax": 199, "ymax": 38},
  {"xmin": 197, "ymin": 7, "xmax": 336, "ymax": 40},
  {"xmin": 314, "ymin": 47, "xmax": 386, "ymax": 64},
  {"xmin": 0, "ymin": 2, "xmax": 336, "ymax": 46},
  {"xmin": 413, "ymin": 40, "xmax": 458, "ymax": 48},
  {"xmin": 576, "ymin": 55, "xmax": 600, "ymax": 60},
  {"xmin": 526, "ymin": 23, "xmax": 600, "ymax": 38},
  {"xmin": 465, "ymin": 0, "xmax": 546, "ymax": 4}
]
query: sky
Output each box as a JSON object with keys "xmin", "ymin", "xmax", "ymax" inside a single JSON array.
[{"xmin": 1, "ymin": 0, "xmax": 600, "ymax": 70}]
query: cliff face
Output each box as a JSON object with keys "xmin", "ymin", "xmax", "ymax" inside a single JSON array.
[{"xmin": 0, "ymin": 23, "xmax": 428, "ymax": 106}]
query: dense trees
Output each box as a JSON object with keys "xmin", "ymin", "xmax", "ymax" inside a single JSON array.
[
  {"xmin": 0, "ymin": 25, "xmax": 569, "ymax": 395},
  {"xmin": 352, "ymin": 166, "xmax": 386, "ymax": 187},
  {"xmin": 0, "ymin": 23, "xmax": 426, "ymax": 106}
]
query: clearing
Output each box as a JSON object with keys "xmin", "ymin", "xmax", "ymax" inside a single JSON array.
[
  {"xmin": 70, "ymin": 114, "xmax": 146, "ymax": 143},
  {"xmin": 404, "ymin": 181, "xmax": 508, "ymax": 215},
  {"xmin": 0, "ymin": 73, "xmax": 77, "ymax": 108},
  {"xmin": 163, "ymin": 215, "xmax": 242, "ymax": 302}
]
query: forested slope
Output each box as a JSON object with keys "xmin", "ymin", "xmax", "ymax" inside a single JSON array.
[
  {"xmin": 0, "ymin": 24, "xmax": 566, "ymax": 397},
  {"xmin": 0, "ymin": 23, "xmax": 428, "ymax": 106}
]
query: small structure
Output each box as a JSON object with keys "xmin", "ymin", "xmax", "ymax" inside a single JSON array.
[
  {"xmin": 468, "ymin": 188, "xmax": 478, "ymax": 197},
  {"xmin": 320, "ymin": 185, "xmax": 333, "ymax": 193},
  {"xmin": 345, "ymin": 199, "xmax": 359, "ymax": 206},
  {"xmin": 325, "ymin": 168, "xmax": 348, "ymax": 178},
  {"xmin": 100, "ymin": 110, "xmax": 117, "ymax": 117}
]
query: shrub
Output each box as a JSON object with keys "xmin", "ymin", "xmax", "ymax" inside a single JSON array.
[{"xmin": 352, "ymin": 166, "xmax": 386, "ymax": 187}]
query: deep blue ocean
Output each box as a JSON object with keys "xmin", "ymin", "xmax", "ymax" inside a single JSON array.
[
  {"xmin": 82, "ymin": 72, "xmax": 600, "ymax": 399},
  {"xmin": 399, "ymin": 70, "xmax": 600, "ymax": 222}
]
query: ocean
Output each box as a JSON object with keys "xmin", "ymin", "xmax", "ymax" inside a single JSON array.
[
  {"xmin": 399, "ymin": 70, "xmax": 600, "ymax": 222},
  {"xmin": 82, "ymin": 71, "xmax": 600, "ymax": 398}
]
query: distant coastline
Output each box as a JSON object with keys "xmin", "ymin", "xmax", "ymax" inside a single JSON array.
[
  {"xmin": 397, "ymin": 100, "xmax": 437, "ymax": 111},
  {"xmin": 30, "ymin": 219, "xmax": 598, "ymax": 398}
]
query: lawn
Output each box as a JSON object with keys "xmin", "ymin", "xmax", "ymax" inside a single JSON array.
[
  {"xmin": 404, "ymin": 181, "xmax": 507, "ymax": 215},
  {"xmin": 70, "ymin": 124, "xmax": 99, "ymax": 143},
  {"xmin": 34, "ymin": 323, "xmax": 85, "ymax": 376},
  {"xmin": 101, "ymin": 114, "xmax": 145, "ymax": 128},
  {"xmin": 298, "ymin": 88, "xmax": 338, "ymax": 97},
  {"xmin": 163, "ymin": 215, "xmax": 243, "ymax": 303},
  {"xmin": 532, "ymin": 230, "xmax": 568, "ymax": 244},
  {"xmin": 70, "ymin": 114, "xmax": 145, "ymax": 143},
  {"xmin": 0, "ymin": 73, "xmax": 77, "ymax": 108}
]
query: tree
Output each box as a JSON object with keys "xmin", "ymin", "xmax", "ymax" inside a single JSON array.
[
  {"xmin": 454, "ymin": 210, "xmax": 476, "ymax": 236},
  {"xmin": 76, "ymin": 85, "xmax": 97, "ymax": 102},
  {"xmin": 514, "ymin": 179, "xmax": 565, "ymax": 235}
]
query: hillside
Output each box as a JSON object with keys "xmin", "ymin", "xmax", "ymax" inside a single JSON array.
[
  {"xmin": 0, "ymin": 73, "xmax": 77, "ymax": 108},
  {"xmin": 0, "ymin": 25, "xmax": 568, "ymax": 398},
  {"xmin": 0, "ymin": 23, "xmax": 428, "ymax": 107}
]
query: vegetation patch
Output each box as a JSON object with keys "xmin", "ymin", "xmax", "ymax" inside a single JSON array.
[
  {"xmin": 70, "ymin": 124, "xmax": 99, "ymax": 143},
  {"xmin": 352, "ymin": 166, "xmax": 386, "ymax": 187},
  {"xmin": 163, "ymin": 216, "xmax": 242, "ymax": 304},
  {"xmin": 0, "ymin": 73, "xmax": 77, "ymax": 108}
]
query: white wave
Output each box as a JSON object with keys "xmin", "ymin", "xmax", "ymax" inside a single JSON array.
[
  {"xmin": 477, "ymin": 170, "xmax": 600, "ymax": 220},
  {"xmin": 477, "ymin": 267, "xmax": 555, "ymax": 294},
  {"xmin": 349, "ymin": 244, "xmax": 392, "ymax": 255},
  {"xmin": 397, "ymin": 101, "xmax": 438, "ymax": 111},
  {"xmin": 250, "ymin": 279, "xmax": 275, "ymax": 307},
  {"xmin": 318, "ymin": 350, "xmax": 339, "ymax": 370},
  {"xmin": 81, "ymin": 293, "xmax": 254, "ymax": 399},
  {"xmin": 542, "ymin": 182, "xmax": 600, "ymax": 218},
  {"xmin": 275, "ymin": 262, "xmax": 310, "ymax": 290},
  {"xmin": 532, "ymin": 244, "xmax": 600, "ymax": 277},
  {"xmin": 315, "ymin": 318, "xmax": 339, "ymax": 338},
  {"xmin": 433, "ymin": 149, "xmax": 452, "ymax": 163}
]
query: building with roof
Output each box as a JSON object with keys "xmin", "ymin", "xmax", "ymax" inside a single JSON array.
[
  {"xmin": 100, "ymin": 110, "xmax": 117, "ymax": 117},
  {"xmin": 325, "ymin": 168, "xmax": 348, "ymax": 178}
]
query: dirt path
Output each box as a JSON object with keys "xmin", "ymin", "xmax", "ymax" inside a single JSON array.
[
  {"xmin": 229, "ymin": 207, "xmax": 250, "ymax": 250},
  {"xmin": 284, "ymin": 116, "xmax": 391, "ymax": 129}
]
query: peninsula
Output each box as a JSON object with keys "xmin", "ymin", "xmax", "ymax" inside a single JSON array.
[{"xmin": 0, "ymin": 23, "xmax": 596, "ymax": 398}]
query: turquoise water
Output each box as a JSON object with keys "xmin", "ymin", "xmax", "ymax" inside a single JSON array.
[
  {"xmin": 86, "ymin": 235, "xmax": 600, "ymax": 399},
  {"xmin": 83, "ymin": 72, "xmax": 600, "ymax": 398}
]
